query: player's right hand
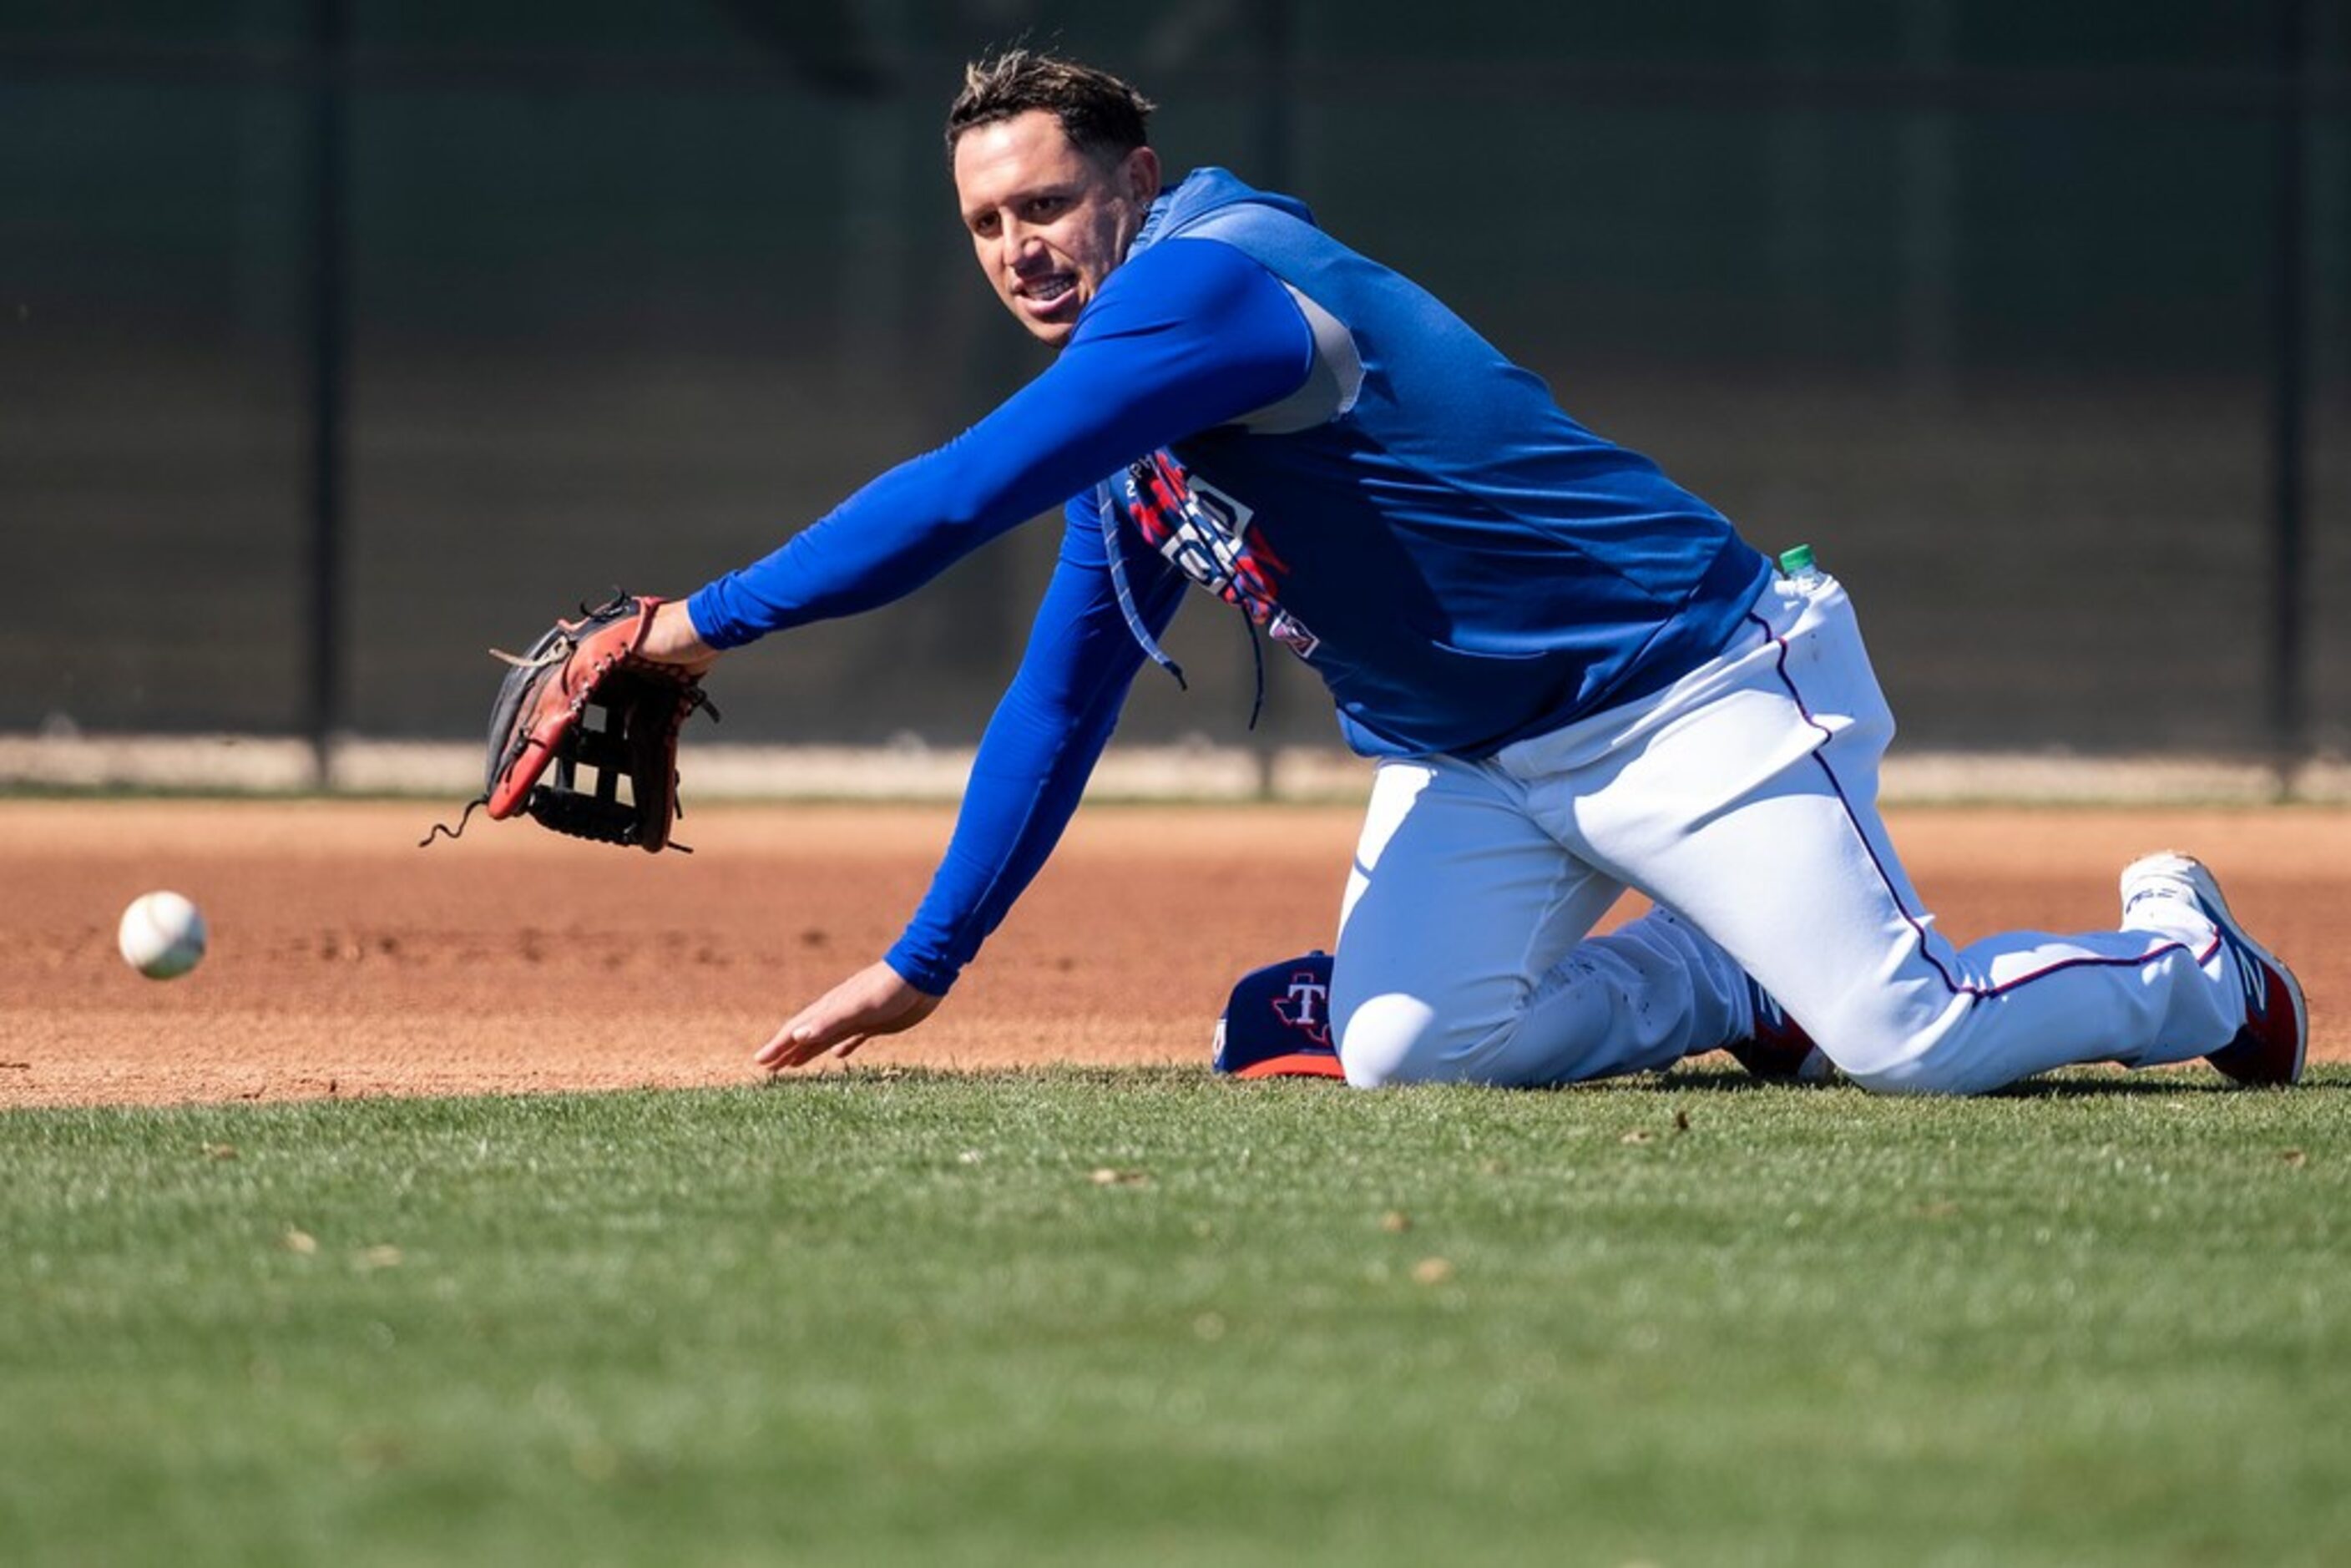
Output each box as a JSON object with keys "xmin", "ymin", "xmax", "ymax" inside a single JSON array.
[{"xmin": 756, "ymin": 959, "xmax": 943, "ymax": 1070}]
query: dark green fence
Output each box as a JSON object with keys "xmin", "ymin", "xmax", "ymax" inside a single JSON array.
[{"xmin": 8, "ymin": 3, "xmax": 2346, "ymax": 770}]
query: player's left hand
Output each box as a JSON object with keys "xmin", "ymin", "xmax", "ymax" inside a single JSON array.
[
  {"xmin": 425, "ymin": 592, "xmax": 717, "ymax": 855},
  {"xmin": 756, "ymin": 959, "xmax": 943, "ymax": 1070},
  {"xmin": 639, "ymin": 598, "xmax": 721, "ymax": 676}
]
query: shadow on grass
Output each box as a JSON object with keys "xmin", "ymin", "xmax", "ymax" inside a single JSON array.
[
  {"xmin": 1653, "ymin": 1061, "xmax": 2347, "ymax": 1099},
  {"xmin": 1987, "ymin": 1073, "xmax": 2347, "ymax": 1100}
]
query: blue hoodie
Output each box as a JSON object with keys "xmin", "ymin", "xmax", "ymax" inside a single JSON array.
[{"xmin": 688, "ymin": 169, "xmax": 1771, "ymax": 993}]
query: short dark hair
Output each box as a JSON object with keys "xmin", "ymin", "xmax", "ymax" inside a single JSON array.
[{"xmin": 944, "ymin": 50, "xmax": 1155, "ymax": 163}]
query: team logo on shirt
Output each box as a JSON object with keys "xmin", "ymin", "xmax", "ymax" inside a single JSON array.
[{"xmin": 1123, "ymin": 451, "xmax": 1320, "ymax": 659}]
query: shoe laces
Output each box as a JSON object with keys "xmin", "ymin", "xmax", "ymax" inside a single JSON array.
[{"xmin": 2121, "ymin": 876, "xmax": 2209, "ymax": 938}]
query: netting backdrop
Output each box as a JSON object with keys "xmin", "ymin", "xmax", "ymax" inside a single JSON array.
[{"xmin": 8, "ymin": 2, "xmax": 2347, "ymax": 759}]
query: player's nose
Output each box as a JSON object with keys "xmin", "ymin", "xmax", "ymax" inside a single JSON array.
[{"xmin": 999, "ymin": 224, "xmax": 1048, "ymax": 273}]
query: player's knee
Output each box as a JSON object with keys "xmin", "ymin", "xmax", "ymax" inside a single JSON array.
[
  {"xmin": 1335, "ymin": 991, "xmax": 1539, "ymax": 1087},
  {"xmin": 1334, "ymin": 991, "xmax": 1447, "ymax": 1088},
  {"xmin": 1838, "ymin": 1061, "xmax": 1962, "ymax": 1096},
  {"xmin": 1839, "ymin": 1055, "xmax": 2005, "ymax": 1097},
  {"xmin": 1799, "ymin": 989, "xmax": 1990, "ymax": 1095}
]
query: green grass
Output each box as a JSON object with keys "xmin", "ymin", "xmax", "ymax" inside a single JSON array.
[{"xmin": 3, "ymin": 1067, "xmax": 2346, "ymax": 1566}]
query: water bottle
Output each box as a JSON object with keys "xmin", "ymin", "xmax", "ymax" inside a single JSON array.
[{"xmin": 1777, "ymin": 543, "xmax": 1824, "ymax": 587}]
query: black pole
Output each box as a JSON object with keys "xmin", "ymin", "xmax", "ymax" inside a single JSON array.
[
  {"xmin": 2264, "ymin": 0, "xmax": 2311, "ymax": 787},
  {"xmin": 1250, "ymin": 0, "xmax": 1296, "ymax": 800},
  {"xmin": 304, "ymin": 0, "xmax": 350, "ymax": 787}
]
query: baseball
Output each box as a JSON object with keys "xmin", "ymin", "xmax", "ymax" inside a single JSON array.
[{"xmin": 118, "ymin": 891, "xmax": 208, "ymax": 980}]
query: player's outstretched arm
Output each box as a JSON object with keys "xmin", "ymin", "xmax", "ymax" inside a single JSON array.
[
  {"xmin": 755, "ymin": 959, "xmax": 943, "ymax": 1071},
  {"xmin": 688, "ymin": 240, "xmax": 1311, "ymax": 649}
]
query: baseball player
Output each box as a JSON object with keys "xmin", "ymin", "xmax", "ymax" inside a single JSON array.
[{"xmin": 639, "ymin": 51, "xmax": 2306, "ymax": 1094}]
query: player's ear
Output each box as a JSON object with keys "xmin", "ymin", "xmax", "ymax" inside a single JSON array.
[{"xmin": 1121, "ymin": 145, "xmax": 1161, "ymax": 205}]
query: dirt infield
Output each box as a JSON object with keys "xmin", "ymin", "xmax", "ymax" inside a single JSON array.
[{"xmin": 3, "ymin": 799, "xmax": 2343, "ymax": 1109}]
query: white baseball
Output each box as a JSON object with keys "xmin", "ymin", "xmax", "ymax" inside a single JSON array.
[{"xmin": 119, "ymin": 891, "xmax": 208, "ymax": 980}]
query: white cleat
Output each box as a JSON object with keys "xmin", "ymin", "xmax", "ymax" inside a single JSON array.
[{"xmin": 2119, "ymin": 852, "xmax": 2307, "ymax": 1087}]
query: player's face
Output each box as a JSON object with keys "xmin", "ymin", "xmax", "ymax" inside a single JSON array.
[{"xmin": 953, "ymin": 110, "xmax": 1161, "ymax": 348}]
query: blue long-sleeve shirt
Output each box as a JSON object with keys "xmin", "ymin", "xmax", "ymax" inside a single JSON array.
[{"xmin": 689, "ymin": 169, "xmax": 1772, "ymax": 994}]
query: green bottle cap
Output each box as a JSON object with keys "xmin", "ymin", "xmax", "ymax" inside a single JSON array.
[{"xmin": 1777, "ymin": 544, "xmax": 1816, "ymax": 576}]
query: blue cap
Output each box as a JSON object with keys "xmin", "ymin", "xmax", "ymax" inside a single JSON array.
[{"xmin": 1212, "ymin": 950, "xmax": 1343, "ymax": 1080}]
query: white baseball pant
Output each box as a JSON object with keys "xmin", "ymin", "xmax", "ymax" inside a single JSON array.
[{"xmin": 1330, "ymin": 569, "xmax": 2242, "ymax": 1094}]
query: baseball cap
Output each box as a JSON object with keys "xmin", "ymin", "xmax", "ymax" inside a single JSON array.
[{"xmin": 1212, "ymin": 949, "xmax": 1345, "ymax": 1080}]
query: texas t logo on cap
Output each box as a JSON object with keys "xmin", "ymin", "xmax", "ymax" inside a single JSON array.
[{"xmin": 1212, "ymin": 949, "xmax": 1344, "ymax": 1080}]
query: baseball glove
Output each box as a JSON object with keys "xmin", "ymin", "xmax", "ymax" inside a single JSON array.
[{"xmin": 422, "ymin": 593, "xmax": 718, "ymax": 853}]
